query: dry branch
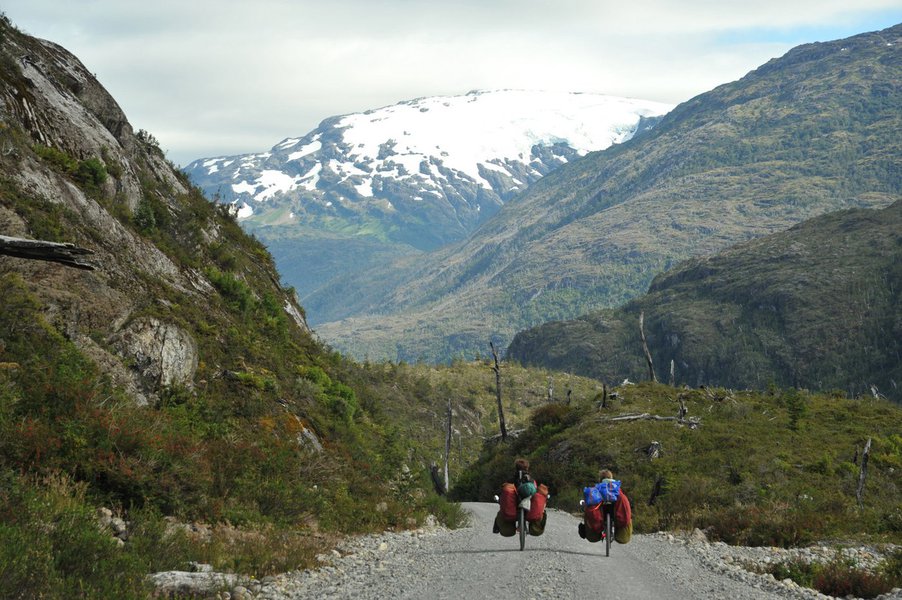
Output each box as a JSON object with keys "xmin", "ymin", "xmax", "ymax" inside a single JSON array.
[
  {"xmin": 594, "ymin": 412, "xmax": 701, "ymax": 428},
  {"xmin": 0, "ymin": 235, "xmax": 96, "ymax": 270}
]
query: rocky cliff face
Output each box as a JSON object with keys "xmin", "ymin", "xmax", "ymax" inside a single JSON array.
[{"xmin": 0, "ymin": 17, "xmax": 308, "ymax": 406}]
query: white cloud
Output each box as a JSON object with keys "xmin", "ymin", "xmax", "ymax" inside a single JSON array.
[{"xmin": 3, "ymin": 1, "xmax": 899, "ymax": 166}]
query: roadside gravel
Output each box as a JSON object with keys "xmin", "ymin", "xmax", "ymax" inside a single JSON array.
[{"xmin": 153, "ymin": 502, "xmax": 902, "ymax": 600}]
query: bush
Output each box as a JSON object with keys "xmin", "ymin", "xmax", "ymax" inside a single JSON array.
[
  {"xmin": 0, "ymin": 472, "xmax": 155, "ymax": 599},
  {"xmin": 760, "ymin": 550, "xmax": 902, "ymax": 599},
  {"xmin": 33, "ymin": 145, "xmax": 108, "ymax": 195}
]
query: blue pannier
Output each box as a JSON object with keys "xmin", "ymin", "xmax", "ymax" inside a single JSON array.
[
  {"xmin": 597, "ymin": 479, "xmax": 621, "ymax": 502},
  {"xmin": 583, "ymin": 485, "xmax": 603, "ymax": 506}
]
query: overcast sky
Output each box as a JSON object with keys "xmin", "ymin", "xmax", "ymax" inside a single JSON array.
[{"xmin": 4, "ymin": 1, "xmax": 901, "ymax": 166}]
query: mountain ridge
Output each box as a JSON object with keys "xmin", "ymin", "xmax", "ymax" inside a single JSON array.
[
  {"xmin": 507, "ymin": 200, "xmax": 902, "ymax": 401},
  {"xmin": 312, "ymin": 23, "xmax": 902, "ymax": 362},
  {"xmin": 183, "ymin": 89, "xmax": 673, "ymax": 303}
]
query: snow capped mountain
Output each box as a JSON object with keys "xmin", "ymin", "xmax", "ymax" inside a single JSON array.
[{"xmin": 185, "ymin": 90, "xmax": 673, "ymax": 250}]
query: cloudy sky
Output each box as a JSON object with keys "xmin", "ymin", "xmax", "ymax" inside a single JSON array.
[{"xmin": 4, "ymin": 1, "xmax": 901, "ymax": 166}]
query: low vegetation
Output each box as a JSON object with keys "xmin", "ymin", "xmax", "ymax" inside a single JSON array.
[
  {"xmin": 454, "ymin": 382, "xmax": 902, "ymax": 548},
  {"xmin": 753, "ymin": 549, "xmax": 902, "ymax": 598}
]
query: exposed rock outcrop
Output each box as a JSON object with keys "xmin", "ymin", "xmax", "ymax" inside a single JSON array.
[{"xmin": 111, "ymin": 317, "xmax": 198, "ymax": 404}]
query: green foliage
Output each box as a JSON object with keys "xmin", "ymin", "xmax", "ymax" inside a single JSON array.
[
  {"xmin": 206, "ymin": 266, "xmax": 255, "ymax": 313},
  {"xmin": 298, "ymin": 365, "xmax": 358, "ymax": 422},
  {"xmin": 33, "ymin": 145, "xmax": 108, "ymax": 195},
  {"xmin": 74, "ymin": 157, "xmax": 107, "ymax": 189},
  {"xmin": 135, "ymin": 129, "xmax": 162, "ymax": 155},
  {"xmin": 784, "ymin": 388, "xmax": 808, "ymax": 431},
  {"xmin": 133, "ymin": 197, "xmax": 157, "ymax": 233},
  {"xmin": 0, "ymin": 472, "xmax": 156, "ymax": 599}
]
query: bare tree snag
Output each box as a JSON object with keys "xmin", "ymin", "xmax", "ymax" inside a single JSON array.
[
  {"xmin": 444, "ymin": 399, "xmax": 452, "ymax": 493},
  {"xmin": 644, "ymin": 441, "xmax": 662, "ymax": 460},
  {"xmin": 430, "ymin": 462, "xmax": 446, "ymax": 496},
  {"xmin": 856, "ymin": 437, "xmax": 871, "ymax": 509},
  {"xmin": 639, "ymin": 311, "xmax": 658, "ymax": 383},
  {"xmin": 648, "ymin": 475, "xmax": 664, "ymax": 506},
  {"xmin": 490, "ymin": 341, "xmax": 508, "ymax": 441},
  {"xmin": 602, "ymin": 383, "xmax": 608, "ymax": 408},
  {"xmin": 0, "ymin": 235, "xmax": 96, "ymax": 270},
  {"xmin": 669, "ymin": 359, "xmax": 675, "ymax": 387}
]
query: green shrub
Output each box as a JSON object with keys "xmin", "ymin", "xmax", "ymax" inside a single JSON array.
[
  {"xmin": 74, "ymin": 157, "xmax": 107, "ymax": 189},
  {"xmin": 0, "ymin": 473, "xmax": 155, "ymax": 599},
  {"xmin": 133, "ymin": 197, "xmax": 156, "ymax": 232},
  {"xmin": 32, "ymin": 145, "xmax": 108, "ymax": 195},
  {"xmin": 812, "ymin": 554, "xmax": 897, "ymax": 598}
]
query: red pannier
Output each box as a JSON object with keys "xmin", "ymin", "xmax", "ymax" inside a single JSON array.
[
  {"xmin": 499, "ymin": 483, "xmax": 518, "ymax": 521},
  {"xmin": 585, "ymin": 503, "xmax": 605, "ymax": 534},
  {"xmin": 526, "ymin": 483, "xmax": 548, "ymax": 522},
  {"xmin": 614, "ymin": 491, "xmax": 632, "ymax": 529}
]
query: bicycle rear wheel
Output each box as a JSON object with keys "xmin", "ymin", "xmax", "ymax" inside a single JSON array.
[
  {"xmin": 604, "ymin": 510, "xmax": 612, "ymax": 557},
  {"xmin": 518, "ymin": 507, "xmax": 526, "ymax": 551}
]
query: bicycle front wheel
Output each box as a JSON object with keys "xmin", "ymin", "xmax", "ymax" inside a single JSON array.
[
  {"xmin": 518, "ymin": 507, "xmax": 526, "ymax": 551},
  {"xmin": 605, "ymin": 510, "xmax": 612, "ymax": 556}
]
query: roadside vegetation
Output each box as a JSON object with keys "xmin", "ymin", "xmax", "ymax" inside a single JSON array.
[{"xmin": 454, "ymin": 381, "xmax": 901, "ymax": 548}]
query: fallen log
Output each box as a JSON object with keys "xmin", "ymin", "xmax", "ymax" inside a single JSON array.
[
  {"xmin": 0, "ymin": 234, "xmax": 95, "ymax": 270},
  {"xmin": 594, "ymin": 412, "xmax": 701, "ymax": 428}
]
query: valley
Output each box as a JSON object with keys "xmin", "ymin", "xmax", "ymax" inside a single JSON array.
[{"xmin": 0, "ymin": 12, "xmax": 900, "ymax": 600}]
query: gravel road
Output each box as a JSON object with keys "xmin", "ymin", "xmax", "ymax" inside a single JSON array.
[{"xmin": 249, "ymin": 502, "xmax": 902, "ymax": 600}]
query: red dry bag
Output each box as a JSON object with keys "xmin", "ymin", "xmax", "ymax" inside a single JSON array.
[
  {"xmin": 499, "ymin": 483, "xmax": 518, "ymax": 521},
  {"xmin": 526, "ymin": 483, "xmax": 548, "ymax": 522}
]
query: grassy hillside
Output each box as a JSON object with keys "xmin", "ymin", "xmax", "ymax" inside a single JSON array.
[
  {"xmin": 508, "ymin": 201, "xmax": 902, "ymax": 402},
  {"xmin": 312, "ymin": 23, "xmax": 901, "ymax": 363},
  {"xmin": 0, "ymin": 15, "xmax": 471, "ymax": 598},
  {"xmin": 454, "ymin": 382, "xmax": 902, "ymax": 548}
]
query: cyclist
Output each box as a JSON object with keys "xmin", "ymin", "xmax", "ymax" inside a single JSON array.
[
  {"xmin": 493, "ymin": 458, "xmax": 548, "ymax": 536},
  {"xmin": 579, "ymin": 468, "xmax": 632, "ymax": 543}
]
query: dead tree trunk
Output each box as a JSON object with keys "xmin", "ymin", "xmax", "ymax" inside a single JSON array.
[
  {"xmin": 595, "ymin": 412, "xmax": 700, "ymax": 428},
  {"xmin": 856, "ymin": 437, "xmax": 872, "ymax": 509},
  {"xmin": 0, "ymin": 235, "xmax": 96, "ymax": 270},
  {"xmin": 490, "ymin": 341, "xmax": 507, "ymax": 441},
  {"xmin": 602, "ymin": 383, "xmax": 608, "ymax": 408},
  {"xmin": 648, "ymin": 475, "xmax": 664, "ymax": 506},
  {"xmin": 444, "ymin": 399, "xmax": 452, "ymax": 493},
  {"xmin": 639, "ymin": 311, "xmax": 658, "ymax": 383},
  {"xmin": 430, "ymin": 462, "xmax": 446, "ymax": 496},
  {"xmin": 677, "ymin": 397, "xmax": 688, "ymax": 420},
  {"xmin": 669, "ymin": 359, "xmax": 675, "ymax": 387}
]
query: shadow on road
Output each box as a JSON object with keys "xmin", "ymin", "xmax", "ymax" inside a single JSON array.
[{"xmin": 427, "ymin": 547, "xmax": 606, "ymax": 557}]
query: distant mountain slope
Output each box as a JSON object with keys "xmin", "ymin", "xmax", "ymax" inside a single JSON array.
[
  {"xmin": 509, "ymin": 200, "xmax": 902, "ymax": 401},
  {"xmin": 183, "ymin": 90, "xmax": 672, "ymax": 301},
  {"xmin": 313, "ymin": 23, "xmax": 902, "ymax": 363}
]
